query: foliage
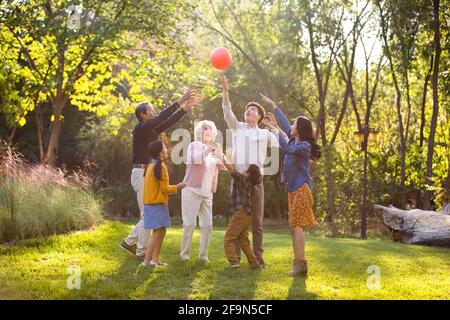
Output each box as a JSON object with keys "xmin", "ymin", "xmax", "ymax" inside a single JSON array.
[
  {"xmin": 0, "ymin": 145, "xmax": 102, "ymax": 242},
  {"xmin": 0, "ymin": 0, "xmax": 449, "ymax": 237}
]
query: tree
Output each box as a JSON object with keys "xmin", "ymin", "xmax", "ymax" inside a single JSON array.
[
  {"xmin": 425, "ymin": 0, "xmax": 443, "ymax": 209},
  {"xmin": 0, "ymin": 0, "xmax": 188, "ymax": 165},
  {"xmin": 290, "ymin": 0, "xmax": 368, "ymax": 235},
  {"xmin": 376, "ymin": 0, "xmax": 426, "ymax": 207},
  {"xmin": 359, "ymin": 34, "xmax": 384, "ymax": 239}
]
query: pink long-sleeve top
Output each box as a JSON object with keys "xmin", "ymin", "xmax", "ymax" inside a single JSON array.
[{"xmin": 183, "ymin": 140, "xmax": 226, "ymax": 196}]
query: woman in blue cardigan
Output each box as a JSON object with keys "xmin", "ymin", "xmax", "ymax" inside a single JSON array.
[{"xmin": 261, "ymin": 94, "xmax": 321, "ymax": 277}]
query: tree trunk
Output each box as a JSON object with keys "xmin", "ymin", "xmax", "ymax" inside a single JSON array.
[
  {"xmin": 35, "ymin": 104, "xmax": 45, "ymax": 162},
  {"xmin": 305, "ymin": 11, "xmax": 340, "ymax": 235},
  {"xmin": 359, "ymin": 50, "xmax": 382, "ymax": 239},
  {"xmin": 361, "ymin": 141, "xmax": 369, "ymax": 239},
  {"xmin": 7, "ymin": 127, "xmax": 16, "ymax": 146},
  {"xmin": 424, "ymin": 0, "xmax": 441, "ymax": 210},
  {"xmin": 322, "ymin": 147, "xmax": 337, "ymax": 236},
  {"xmin": 377, "ymin": 0, "xmax": 407, "ymax": 208},
  {"xmin": 42, "ymin": 43, "xmax": 66, "ymax": 166},
  {"xmin": 400, "ymin": 142, "xmax": 407, "ymax": 207},
  {"xmin": 419, "ymin": 54, "xmax": 434, "ymax": 147},
  {"xmin": 42, "ymin": 96, "xmax": 65, "ymax": 166}
]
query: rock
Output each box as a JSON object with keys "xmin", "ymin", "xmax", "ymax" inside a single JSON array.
[{"xmin": 374, "ymin": 204, "xmax": 450, "ymax": 247}]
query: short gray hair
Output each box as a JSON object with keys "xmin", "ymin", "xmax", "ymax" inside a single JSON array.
[{"xmin": 194, "ymin": 120, "xmax": 218, "ymax": 142}]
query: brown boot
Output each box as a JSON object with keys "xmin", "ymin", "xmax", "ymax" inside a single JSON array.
[{"xmin": 287, "ymin": 259, "xmax": 308, "ymax": 276}]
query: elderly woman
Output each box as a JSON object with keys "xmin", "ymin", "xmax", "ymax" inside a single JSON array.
[{"xmin": 180, "ymin": 120, "xmax": 225, "ymax": 262}]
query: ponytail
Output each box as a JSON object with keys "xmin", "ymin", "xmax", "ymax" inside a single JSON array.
[
  {"xmin": 143, "ymin": 164, "xmax": 148, "ymax": 178},
  {"xmin": 145, "ymin": 140, "xmax": 164, "ymax": 180},
  {"xmin": 153, "ymin": 159, "xmax": 162, "ymax": 180}
]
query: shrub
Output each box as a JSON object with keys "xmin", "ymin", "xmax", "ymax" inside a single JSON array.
[{"xmin": 0, "ymin": 146, "xmax": 103, "ymax": 243}]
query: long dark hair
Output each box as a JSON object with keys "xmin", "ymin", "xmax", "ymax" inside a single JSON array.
[
  {"xmin": 144, "ymin": 140, "xmax": 164, "ymax": 180},
  {"xmin": 296, "ymin": 116, "xmax": 321, "ymax": 161}
]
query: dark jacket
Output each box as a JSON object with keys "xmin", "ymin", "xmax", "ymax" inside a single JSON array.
[{"xmin": 132, "ymin": 102, "xmax": 186, "ymax": 164}]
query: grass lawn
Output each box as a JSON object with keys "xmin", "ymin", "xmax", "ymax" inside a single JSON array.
[{"xmin": 0, "ymin": 220, "xmax": 449, "ymax": 300}]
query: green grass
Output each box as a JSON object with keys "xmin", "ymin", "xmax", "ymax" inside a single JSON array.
[{"xmin": 0, "ymin": 220, "xmax": 449, "ymax": 300}]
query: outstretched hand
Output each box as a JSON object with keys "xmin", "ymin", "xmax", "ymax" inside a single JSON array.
[
  {"xmin": 262, "ymin": 112, "xmax": 279, "ymax": 130},
  {"xmin": 178, "ymin": 88, "xmax": 194, "ymax": 104},
  {"xmin": 259, "ymin": 93, "xmax": 276, "ymax": 109},
  {"xmin": 177, "ymin": 182, "xmax": 187, "ymax": 190},
  {"xmin": 218, "ymin": 76, "xmax": 228, "ymax": 90},
  {"xmin": 179, "ymin": 89, "xmax": 203, "ymax": 111}
]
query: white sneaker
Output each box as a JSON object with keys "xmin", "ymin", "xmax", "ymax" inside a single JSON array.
[{"xmin": 139, "ymin": 262, "xmax": 155, "ymax": 269}]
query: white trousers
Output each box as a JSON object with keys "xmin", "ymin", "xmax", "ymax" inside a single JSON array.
[
  {"xmin": 180, "ymin": 188, "xmax": 213, "ymax": 260},
  {"xmin": 124, "ymin": 168, "xmax": 149, "ymax": 256}
]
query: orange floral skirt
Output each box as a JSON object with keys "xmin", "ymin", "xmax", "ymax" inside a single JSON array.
[{"xmin": 288, "ymin": 184, "xmax": 317, "ymax": 228}]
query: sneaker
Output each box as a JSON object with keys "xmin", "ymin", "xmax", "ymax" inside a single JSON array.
[
  {"xmin": 120, "ymin": 240, "xmax": 137, "ymax": 255},
  {"xmin": 259, "ymin": 260, "xmax": 268, "ymax": 269},
  {"xmin": 229, "ymin": 263, "xmax": 240, "ymax": 269},
  {"xmin": 136, "ymin": 254, "xmax": 145, "ymax": 261},
  {"xmin": 154, "ymin": 261, "xmax": 169, "ymax": 266},
  {"xmin": 250, "ymin": 264, "xmax": 262, "ymax": 270},
  {"xmin": 139, "ymin": 262, "xmax": 155, "ymax": 269}
]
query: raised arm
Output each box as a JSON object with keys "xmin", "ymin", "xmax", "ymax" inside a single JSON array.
[
  {"xmin": 156, "ymin": 101, "xmax": 180, "ymax": 121},
  {"xmin": 260, "ymin": 93, "xmax": 292, "ymax": 138},
  {"xmin": 152, "ymin": 89, "xmax": 203, "ymax": 134},
  {"xmin": 219, "ymin": 76, "xmax": 239, "ymax": 130},
  {"xmin": 273, "ymin": 108, "xmax": 293, "ymax": 139},
  {"xmin": 154, "ymin": 108, "xmax": 187, "ymax": 134},
  {"xmin": 141, "ymin": 102, "xmax": 180, "ymax": 132}
]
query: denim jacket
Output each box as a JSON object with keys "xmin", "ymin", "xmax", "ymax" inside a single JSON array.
[{"xmin": 274, "ymin": 107, "xmax": 312, "ymax": 192}]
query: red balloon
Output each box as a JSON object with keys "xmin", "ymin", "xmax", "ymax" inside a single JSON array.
[{"xmin": 210, "ymin": 47, "xmax": 232, "ymax": 70}]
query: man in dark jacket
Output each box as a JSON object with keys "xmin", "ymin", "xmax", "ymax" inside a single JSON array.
[{"xmin": 121, "ymin": 89, "xmax": 202, "ymax": 257}]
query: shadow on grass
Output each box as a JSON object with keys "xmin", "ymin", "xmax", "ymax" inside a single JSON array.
[
  {"xmin": 209, "ymin": 266, "xmax": 261, "ymax": 300},
  {"xmin": 67, "ymin": 248, "xmax": 212, "ymax": 299},
  {"xmin": 60, "ymin": 223, "xmax": 216, "ymax": 299},
  {"xmin": 140, "ymin": 259, "xmax": 210, "ymax": 299},
  {"xmin": 311, "ymin": 238, "xmax": 450, "ymax": 280},
  {"xmin": 61, "ymin": 257, "xmax": 152, "ymax": 299},
  {"xmin": 287, "ymin": 276, "xmax": 318, "ymax": 300}
]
